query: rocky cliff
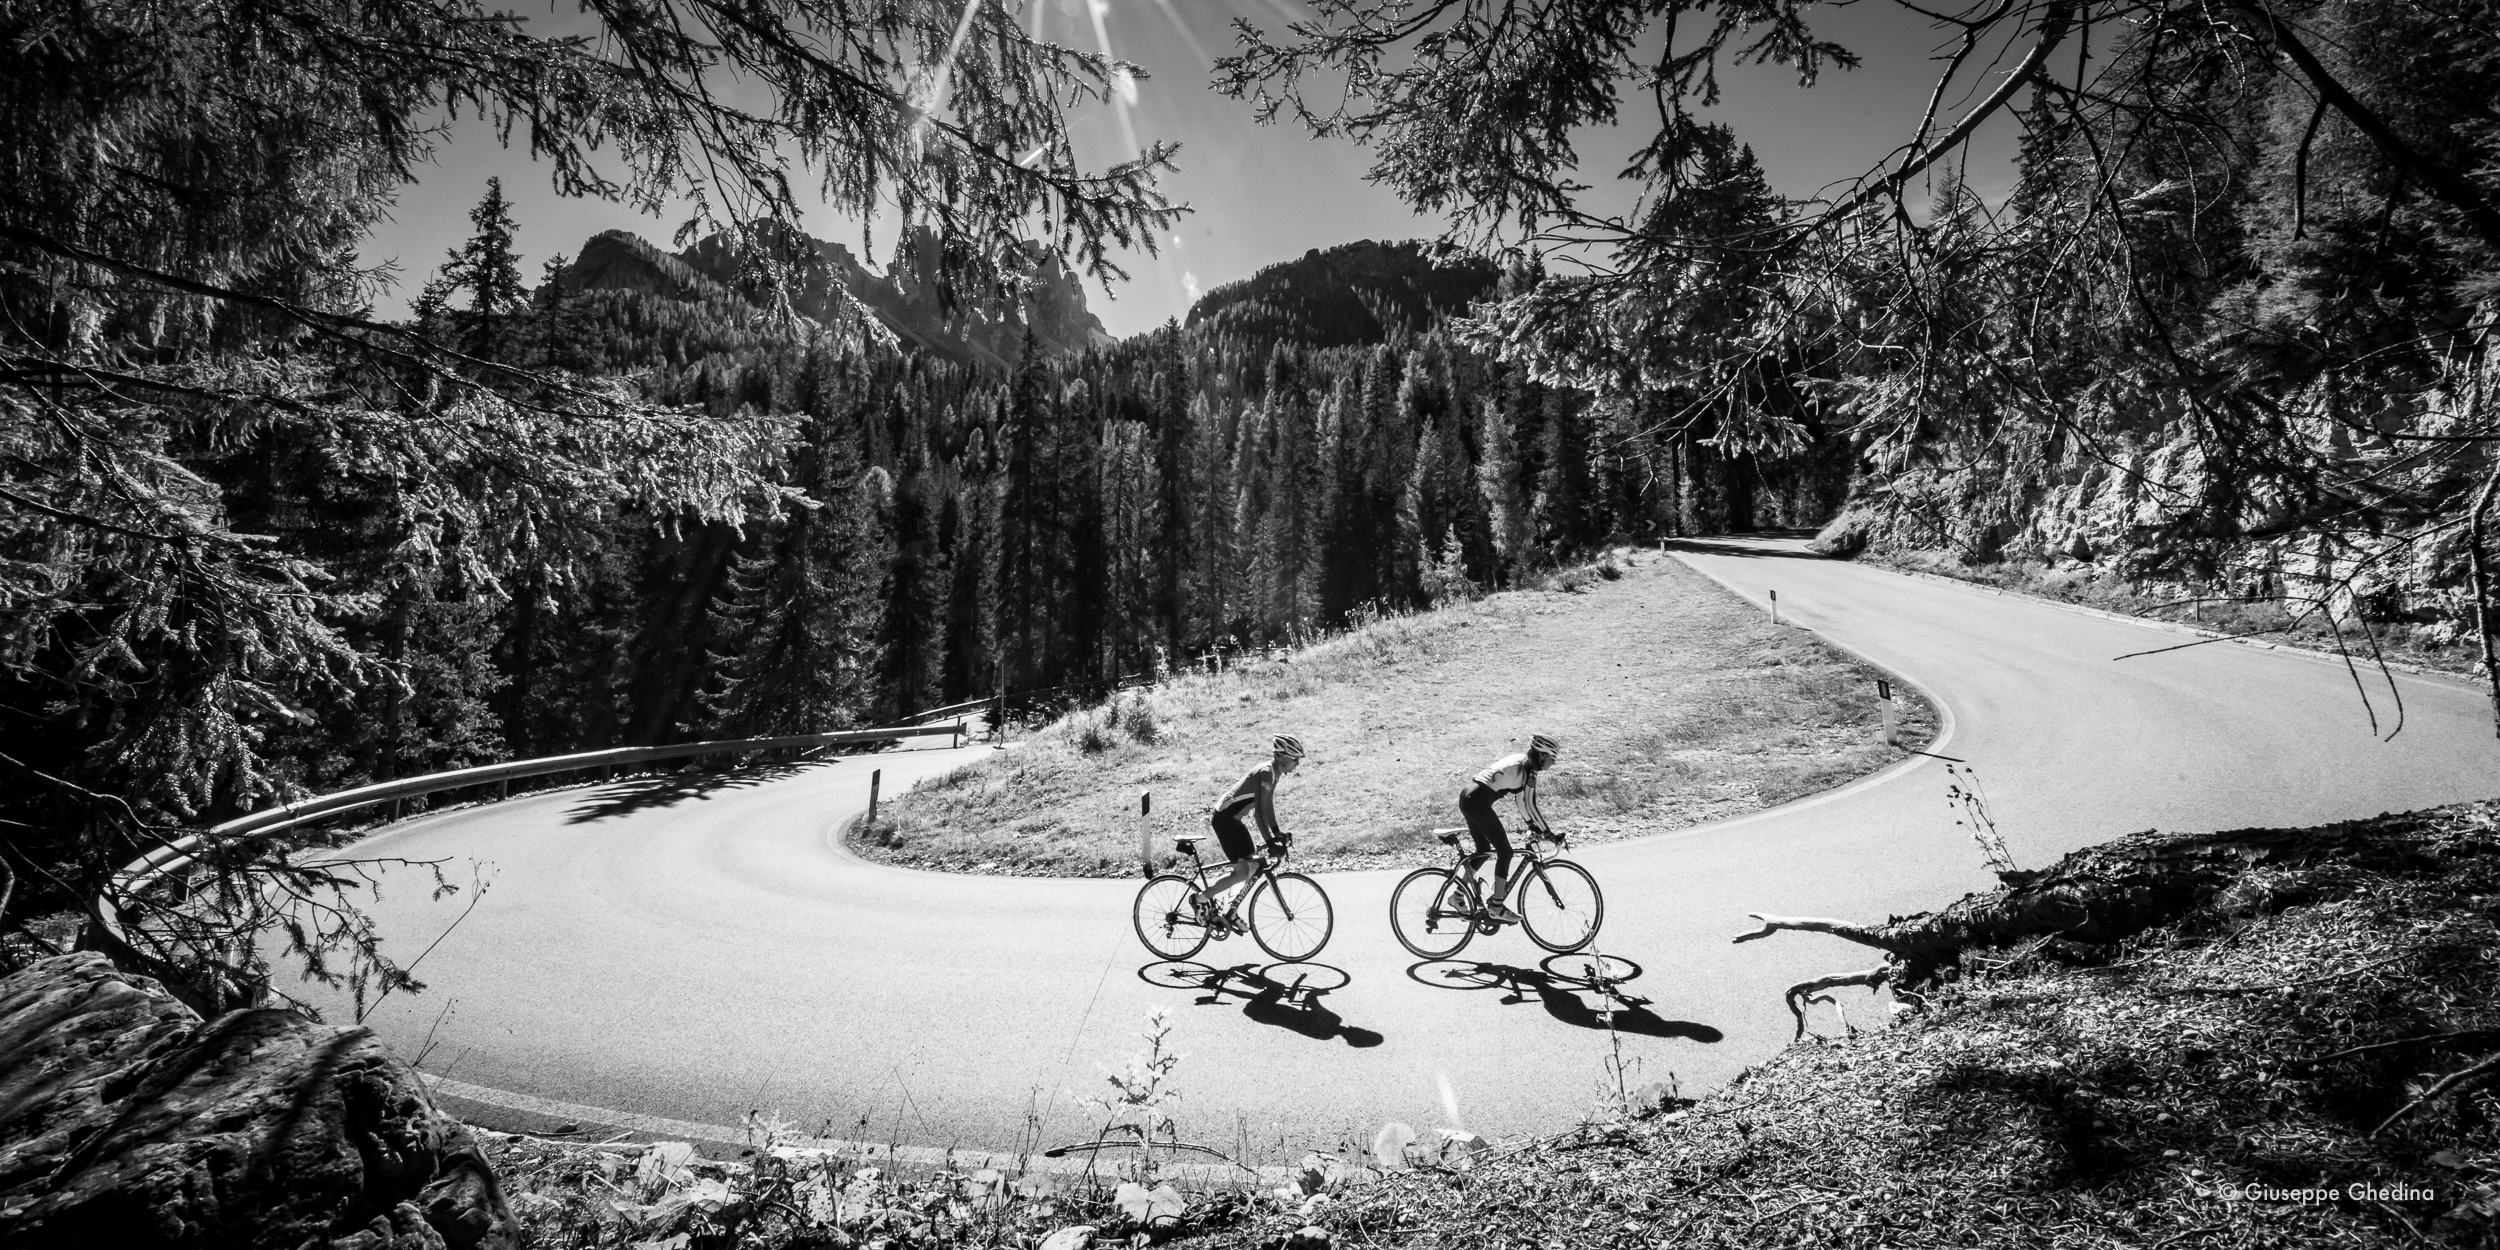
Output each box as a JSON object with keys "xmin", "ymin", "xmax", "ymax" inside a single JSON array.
[{"xmin": 565, "ymin": 226, "xmax": 1112, "ymax": 370}]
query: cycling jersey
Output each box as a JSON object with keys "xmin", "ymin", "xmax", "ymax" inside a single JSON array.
[
  {"xmin": 1468, "ymin": 752, "xmax": 1548, "ymax": 832},
  {"xmin": 1214, "ymin": 764, "xmax": 1284, "ymax": 842}
]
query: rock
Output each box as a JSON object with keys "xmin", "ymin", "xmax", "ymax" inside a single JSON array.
[
  {"xmin": 1286, "ymin": 1226, "xmax": 1334, "ymax": 1250},
  {"xmin": 1808, "ymin": 508, "xmax": 1872, "ymax": 559},
  {"xmin": 1038, "ymin": 1225, "xmax": 1097, "ymax": 1250},
  {"xmin": 0, "ymin": 952, "xmax": 517, "ymax": 1250}
]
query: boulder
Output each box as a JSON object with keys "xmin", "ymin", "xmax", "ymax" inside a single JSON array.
[{"xmin": 0, "ymin": 952, "xmax": 516, "ymax": 1250}]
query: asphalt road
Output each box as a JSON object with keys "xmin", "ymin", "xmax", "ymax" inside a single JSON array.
[{"xmin": 324, "ymin": 538, "xmax": 2500, "ymax": 1163}]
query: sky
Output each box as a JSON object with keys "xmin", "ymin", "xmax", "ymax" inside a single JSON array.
[{"xmin": 361, "ymin": 1, "xmax": 2032, "ymax": 339}]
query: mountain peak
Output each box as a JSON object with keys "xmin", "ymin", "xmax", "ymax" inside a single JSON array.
[
  {"xmin": 560, "ymin": 226, "xmax": 1112, "ymax": 369},
  {"xmin": 1184, "ymin": 239, "xmax": 1501, "ymax": 350}
]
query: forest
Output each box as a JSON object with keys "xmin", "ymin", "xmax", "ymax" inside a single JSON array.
[{"xmin": 5, "ymin": 0, "xmax": 2498, "ymax": 983}]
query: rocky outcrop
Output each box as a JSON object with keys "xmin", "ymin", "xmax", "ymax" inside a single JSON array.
[
  {"xmin": 0, "ymin": 952, "xmax": 515, "ymax": 1250},
  {"xmin": 577, "ymin": 223, "xmax": 1115, "ymax": 370},
  {"xmin": 564, "ymin": 230, "xmax": 728, "ymax": 305}
]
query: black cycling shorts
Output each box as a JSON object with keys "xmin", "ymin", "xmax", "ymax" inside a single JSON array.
[
  {"xmin": 1211, "ymin": 808, "xmax": 1257, "ymax": 863},
  {"xmin": 1458, "ymin": 782, "xmax": 1512, "ymax": 873}
]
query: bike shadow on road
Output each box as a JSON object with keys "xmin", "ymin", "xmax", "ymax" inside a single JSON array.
[
  {"xmin": 1138, "ymin": 960, "xmax": 1384, "ymax": 1049},
  {"xmin": 1405, "ymin": 954, "xmax": 1723, "ymax": 1043},
  {"xmin": 563, "ymin": 761, "xmax": 815, "ymax": 824}
]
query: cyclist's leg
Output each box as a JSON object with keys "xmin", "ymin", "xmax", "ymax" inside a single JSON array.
[
  {"xmin": 1208, "ymin": 810, "xmax": 1260, "ymax": 914},
  {"xmin": 1485, "ymin": 827, "xmax": 1516, "ymax": 907},
  {"xmin": 1459, "ymin": 783, "xmax": 1509, "ymax": 905}
]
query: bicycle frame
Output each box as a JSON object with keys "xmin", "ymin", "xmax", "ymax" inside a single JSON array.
[
  {"xmin": 1173, "ymin": 840, "xmax": 1288, "ymax": 925},
  {"xmin": 1391, "ymin": 827, "xmax": 1601, "ymax": 959},
  {"xmin": 1444, "ymin": 834, "xmax": 1564, "ymax": 917}
]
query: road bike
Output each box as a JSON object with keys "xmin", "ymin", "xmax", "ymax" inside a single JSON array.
[
  {"xmin": 1389, "ymin": 827, "xmax": 1603, "ymax": 958},
  {"xmin": 1133, "ymin": 832, "xmax": 1334, "ymax": 962}
]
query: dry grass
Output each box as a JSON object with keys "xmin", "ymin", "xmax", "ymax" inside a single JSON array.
[{"xmin": 860, "ymin": 550, "xmax": 1936, "ymax": 877}]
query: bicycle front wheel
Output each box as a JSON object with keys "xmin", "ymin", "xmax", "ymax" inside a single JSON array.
[
  {"xmin": 1518, "ymin": 859, "xmax": 1604, "ymax": 954},
  {"xmin": 1389, "ymin": 868, "xmax": 1479, "ymax": 960},
  {"xmin": 1133, "ymin": 873, "xmax": 1211, "ymax": 961},
  {"xmin": 1248, "ymin": 872, "xmax": 1334, "ymax": 962}
]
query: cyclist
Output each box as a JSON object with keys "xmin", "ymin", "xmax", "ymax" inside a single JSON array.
[
  {"xmin": 1458, "ymin": 733, "xmax": 1557, "ymax": 923},
  {"xmin": 1198, "ymin": 734, "xmax": 1304, "ymax": 933}
]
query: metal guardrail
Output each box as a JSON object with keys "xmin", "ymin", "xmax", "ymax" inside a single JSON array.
[
  {"xmin": 91, "ymin": 721, "xmax": 968, "ymax": 958},
  {"xmin": 889, "ymin": 696, "xmax": 996, "ymax": 725}
]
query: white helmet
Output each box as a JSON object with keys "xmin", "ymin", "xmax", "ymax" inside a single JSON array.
[{"xmin": 1272, "ymin": 734, "xmax": 1306, "ymax": 760}]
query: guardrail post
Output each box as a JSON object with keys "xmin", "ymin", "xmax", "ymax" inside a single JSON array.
[{"xmin": 867, "ymin": 769, "xmax": 882, "ymax": 827}]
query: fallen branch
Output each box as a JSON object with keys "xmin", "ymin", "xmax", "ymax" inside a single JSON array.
[
  {"xmin": 1785, "ymin": 967, "xmax": 1892, "ymax": 1040},
  {"xmin": 1733, "ymin": 914, "xmax": 1906, "ymax": 952},
  {"xmin": 2372, "ymin": 1050, "xmax": 2500, "ymax": 1136},
  {"xmin": 1731, "ymin": 816, "xmax": 2475, "ymax": 1040},
  {"xmin": 1040, "ymin": 1137, "xmax": 1249, "ymax": 1166}
]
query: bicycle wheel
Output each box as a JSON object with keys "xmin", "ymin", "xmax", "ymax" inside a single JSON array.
[
  {"xmin": 1517, "ymin": 859, "xmax": 1604, "ymax": 954},
  {"xmin": 1389, "ymin": 868, "xmax": 1480, "ymax": 960},
  {"xmin": 1248, "ymin": 872, "xmax": 1333, "ymax": 962},
  {"xmin": 1133, "ymin": 874, "xmax": 1211, "ymax": 960}
]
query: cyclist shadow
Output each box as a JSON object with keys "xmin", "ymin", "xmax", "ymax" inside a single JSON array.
[
  {"xmin": 1139, "ymin": 961, "xmax": 1384, "ymax": 1049},
  {"xmin": 1406, "ymin": 955, "xmax": 1722, "ymax": 1043}
]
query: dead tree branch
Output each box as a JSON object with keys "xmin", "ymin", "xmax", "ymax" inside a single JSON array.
[{"xmin": 2373, "ymin": 1050, "xmax": 2500, "ymax": 1136}]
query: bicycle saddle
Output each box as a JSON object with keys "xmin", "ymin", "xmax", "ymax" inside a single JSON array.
[
  {"xmin": 1172, "ymin": 837, "xmax": 1201, "ymax": 855},
  {"xmin": 1432, "ymin": 828, "xmax": 1465, "ymax": 845}
]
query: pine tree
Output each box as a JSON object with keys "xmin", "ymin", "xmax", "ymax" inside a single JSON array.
[
  {"xmin": 1535, "ymin": 386, "xmax": 1597, "ymax": 551},
  {"xmin": 885, "ymin": 437, "xmax": 952, "ymax": 716},
  {"xmin": 1185, "ymin": 393, "xmax": 1235, "ymax": 650},
  {"xmin": 706, "ymin": 407, "xmax": 889, "ymax": 735},
  {"xmin": 1478, "ymin": 397, "xmax": 1533, "ymax": 584},
  {"xmin": 1231, "ymin": 398, "xmax": 1276, "ymax": 636},
  {"xmin": 1379, "ymin": 349, "xmax": 1426, "ymax": 604},
  {"xmin": 437, "ymin": 178, "xmax": 530, "ymax": 362},
  {"xmin": 1153, "ymin": 321, "xmax": 1193, "ymax": 656}
]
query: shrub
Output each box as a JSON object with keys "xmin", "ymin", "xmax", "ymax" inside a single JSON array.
[
  {"xmin": 1077, "ymin": 714, "xmax": 1115, "ymax": 755},
  {"xmin": 1124, "ymin": 696, "xmax": 1161, "ymax": 744}
]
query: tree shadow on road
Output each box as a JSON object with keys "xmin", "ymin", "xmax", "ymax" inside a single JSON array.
[
  {"xmin": 1139, "ymin": 960, "xmax": 1383, "ymax": 1048},
  {"xmin": 1662, "ymin": 535, "xmax": 1816, "ymax": 560},
  {"xmin": 1405, "ymin": 954, "xmax": 1723, "ymax": 1043},
  {"xmin": 563, "ymin": 761, "xmax": 815, "ymax": 824}
]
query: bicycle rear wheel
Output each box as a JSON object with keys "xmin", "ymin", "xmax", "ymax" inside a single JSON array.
[
  {"xmin": 1389, "ymin": 868, "xmax": 1479, "ymax": 960},
  {"xmin": 1248, "ymin": 871, "xmax": 1333, "ymax": 962},
  {"xmin": 1517, "ymin": 859, "xmax": 1603, "ymax": 954},
  {"xmin": 1133, "ymin": 873, "xmax": 1211, "ymax": 960}
]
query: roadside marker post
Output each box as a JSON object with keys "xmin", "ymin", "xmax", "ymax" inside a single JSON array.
[
  {"xmin": 1770, "ymin": 588, "xmax": 1779, "ymax": 625},
  {"xmin": 868, "ymin": 769, "xmax": 882, "ymax": 827},
  {"xmin": 1877, "ymin": 678, "xmax": 1898, "ymax": 745},
  {"xmin": 1138, "ymin": 791, "xmax": 1153, "ymax": 878}
]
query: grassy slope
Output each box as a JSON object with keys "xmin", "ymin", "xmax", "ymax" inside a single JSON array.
[{"xmin": 860, "ymin": 551, "xmax": 1937, "ymax": 876}]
